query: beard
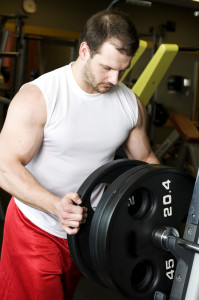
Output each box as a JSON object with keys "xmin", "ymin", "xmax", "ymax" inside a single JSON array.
[{"xmin": 83, "ymin": 59, "xmax": 114, "ymax": 94}]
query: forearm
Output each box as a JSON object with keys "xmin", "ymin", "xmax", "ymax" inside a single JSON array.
[
  {"xmin": 125, "ymin": 148, "xmax": 160, "ymax": 164},
  {"xmin": 144, "ymin": 150, "xmax": 160, "ymax": 164},
  {"xmin": 0, "ymin": 160, "xmax": 87, "ymax": 234},
  {"xmin": 0, "ymin": 160, "xmax": 60, "ymax": 216}
]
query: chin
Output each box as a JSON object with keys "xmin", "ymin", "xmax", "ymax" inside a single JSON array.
[{"xmin": 98, "ymin": 86, "xmax": 113, "ymax": 94}]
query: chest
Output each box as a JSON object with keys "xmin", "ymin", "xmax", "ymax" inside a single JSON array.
[{"xmin": 44, "ymin": 93, "xmax": 133, "ymax": 155}]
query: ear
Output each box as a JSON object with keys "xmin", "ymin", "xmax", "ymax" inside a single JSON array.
[{"xmin": 79, "ymin": 42, "xmax": 91, "ymax": 60}]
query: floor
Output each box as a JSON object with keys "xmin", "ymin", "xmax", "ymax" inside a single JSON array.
[
  {"xmin": 74, "ymin": 277, "xmax": 127, "ymax": 300},
  {"xmin": 0, "ymin": 188, "xmax": 127, "ymax": 300}
]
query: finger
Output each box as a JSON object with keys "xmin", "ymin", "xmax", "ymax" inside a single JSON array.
[
  {"xmin": 63, "ymin": 225, "xmax": 80, "ymax": 235},
  {"xmin": 62, "ymin": 204, "xmax": 88, "ymax": 217},
  {"xmin": 60, "ymin": 211, "xmax": 87, "ymax": 226},
  {"xmin": 65, "ymin": 192, "xmax": 82, "ymax": 205},
  {"xmin": 68, "ymin": 220, "xmax": 82, "ymax": 228}
]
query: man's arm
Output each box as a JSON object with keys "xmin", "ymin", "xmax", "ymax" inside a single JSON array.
[
  {"xmin": 123, "ymin": 95, "xmax": 160, "ymax": 164},
  {"xmin": 0, "ymin": 84, "xmax": 87, "ymax": 234}
]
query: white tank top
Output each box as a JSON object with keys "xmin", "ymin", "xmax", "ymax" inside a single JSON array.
[{"xmin": 15, "ymin": 63, "xmax": 138, "ymax": 238}]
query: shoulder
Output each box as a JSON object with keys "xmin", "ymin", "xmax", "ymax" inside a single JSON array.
[
  {"xmin": 18, "ymin": 83, "xmax": 46, "ymax": 108},
  {"xmin": 19, "ymin": 82, "xmax": 44, "ymax": 96},
  {"xmin": 134, "ymin": 95, "xmax": 147, "ymax": 128},
  {"xmin": 115, "ymin": 82, "xmax": 138, "ymax": 107},
  {"xmin": 117, "ymin": 82, "xmax": 136, "ymax": 98},
  {"xmin": 20, "ymin": 66, "xmax": 68, "ymax": 121},
  {"xmin": 31, "ymin": 66, "xmax": 67, "ymax": 88},
  {"xmin": 10, "ymin": 84, "xmax": 47, "ymax": 127},
  {"xmin": 115, "ymin": 82, "xmax": 139, "ymax": 125}
]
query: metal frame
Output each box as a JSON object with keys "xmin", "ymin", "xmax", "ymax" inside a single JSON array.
[{"xmin": 132, "ymin": 43, "xmax": 179, "ymax": 106}]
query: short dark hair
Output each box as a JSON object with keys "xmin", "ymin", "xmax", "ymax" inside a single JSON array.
[{"xmin": 79, "ymin": 10, "xmax": 139, "ymax": 57}]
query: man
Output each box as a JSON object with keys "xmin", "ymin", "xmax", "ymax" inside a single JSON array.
[{"xmin": 0, "ymin": 10, "xmax": 159, "ymax": 300}]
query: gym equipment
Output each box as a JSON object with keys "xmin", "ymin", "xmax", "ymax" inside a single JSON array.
[
  {"xmin": 130, "ymin": 41, "xmax": 199, "ymax": 108},
  {"xmin": 68, "ymin": 159, "xmax": 146, "ymax": 284},
  {"xmin": 0, "ymin": 14, "xmax": 26, "ymax": 97},
  {"xmin": 107, "ymin": 0, "xmax": 152, "ymax": 10},
  {"xmin": 155, "ymin": 113, "xmax": 199, "ymax": 177},
  {"xmin": 68, "ymin": 159, "xmax": 195, "ymax": 299},
  {"xmin": 151, "ymin": 102, "xmax": 169, "ymax": 127},
  {"xmin": 132, "ymin": 44, "xmax": 179, "ymax": 106},
  {"xmin": 154, "ymin": 170, "xmax": 199, "ymax": 300},
  {"xmin": 120, "ymin": 40, "xmax": 147, "ymax": 83}
]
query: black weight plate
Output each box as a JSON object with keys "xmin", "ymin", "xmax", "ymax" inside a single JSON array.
[
  {"xmin": 89, "ymin": 163, "xmax": 153, "ymax": 287},
  {"xmin": 91, "ymin": 166, "xmax": 195, "ymax": 299},
  {"xmin": 67, "ymin": 159, "xmax": 146, "ymax": 284}
]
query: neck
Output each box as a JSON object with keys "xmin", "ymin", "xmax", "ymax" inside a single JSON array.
[{"xmin": 71, "ymin": 59, "xmax": 82, "ymax": 86}]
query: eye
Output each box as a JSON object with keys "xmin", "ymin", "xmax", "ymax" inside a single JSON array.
[{"xmin": 103, "ymin": 66, "xmax": 111, "ymax": 71}]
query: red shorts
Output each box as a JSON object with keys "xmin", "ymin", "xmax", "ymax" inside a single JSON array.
[{"xmin": 0, "ymin": 197, "xmax": 81, "ymax": 300}]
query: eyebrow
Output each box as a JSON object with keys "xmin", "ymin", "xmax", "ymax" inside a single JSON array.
[{"xmin": 100, "ymin": 62, "xmax": 131, "ymax": 71}]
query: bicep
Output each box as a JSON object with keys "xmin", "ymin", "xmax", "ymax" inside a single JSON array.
[
  {"xmin": 124, "ymin": 126, "xmax": 152, "ymax": 161},
  {"xmin": 0, "ymin": 85, "xmax": 46, "ymax": 166},
  {"xmin": 124, "ymin": 95, "xmax": 151, "ymax": 160}
]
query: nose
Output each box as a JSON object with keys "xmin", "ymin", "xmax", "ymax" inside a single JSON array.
[{"xmin": 108, "ymin": 70, "xmax": 119, "ymax": 86}]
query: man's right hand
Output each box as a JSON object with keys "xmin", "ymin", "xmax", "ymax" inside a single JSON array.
[{"xmin": 56, "ymin": 192, "xmax": 88, "ymax": 235}]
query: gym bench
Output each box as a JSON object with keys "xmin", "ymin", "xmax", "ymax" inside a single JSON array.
[{"xmin": 155, "ymin": 113, "xmax": 199, "ymax": 176}]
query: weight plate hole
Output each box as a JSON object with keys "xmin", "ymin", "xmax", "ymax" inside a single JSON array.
[
  {"xmin": 128, "ymin": 188, "xmax": 152, "ymax": 218},
  {"xmin": 131, "ymin": 260, "xmax": 155, "ymax": 292}
]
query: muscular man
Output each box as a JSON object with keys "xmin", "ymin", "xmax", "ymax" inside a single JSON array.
[{"xmin": 0, "ymin": 10, "xmax": 159, "ymax": 300}]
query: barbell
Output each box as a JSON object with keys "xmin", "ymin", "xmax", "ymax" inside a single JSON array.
[{"xmin": 67, "ymin": 159, "xmax": 195, "ymax": 299}]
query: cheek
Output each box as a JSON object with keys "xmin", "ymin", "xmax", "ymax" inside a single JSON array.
[
  {"xmin": 95, "ymin": 69, "xmax": 107, "ymax": 82},
  {"xmin": 99, "ymin": 72, "xmax": 107, "ymax": 80},
  {"xmin": 90, "ymin": 61, "xmax": 109, "ymax": 81},
  {"xmin": 99, "ymin": 69, "xmax": 110, "ymax": 80}
]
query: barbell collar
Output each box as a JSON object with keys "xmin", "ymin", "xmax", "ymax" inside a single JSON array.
[
  {"xmin": 152, "ymin": 226, "xmax": 179, "ymax": 251},
  {"xmin": 153, "ymin": 226, "xmax": 199, "ymax": 255}
]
